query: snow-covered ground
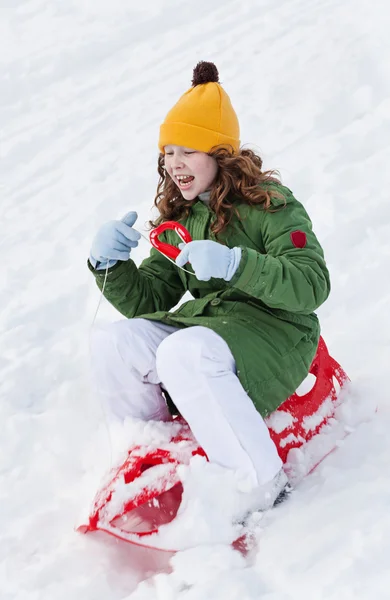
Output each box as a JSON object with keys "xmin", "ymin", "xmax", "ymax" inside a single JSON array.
[{"xmin": 2, "ymin": 0, "xmax": 390, "ymax": 598}]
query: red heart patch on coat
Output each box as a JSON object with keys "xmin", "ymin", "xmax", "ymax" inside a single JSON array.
[{"xmin": 290, "ymin": 230, "xmax": 307, "ymax": 248}]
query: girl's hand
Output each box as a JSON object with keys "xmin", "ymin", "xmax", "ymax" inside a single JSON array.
[
  {"xmin": 90, "ymin": 211, "xmax": 141, "ymax": 270},
  {"xmin": 176, "ymin": 240, "xmax": 241, "ymax": 281}
]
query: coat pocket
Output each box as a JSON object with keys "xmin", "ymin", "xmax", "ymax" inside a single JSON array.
[{"xmin": 173, "ymin": 296, "xmax": 212, "ymax": 318}]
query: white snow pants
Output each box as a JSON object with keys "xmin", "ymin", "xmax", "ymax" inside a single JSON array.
[{"xmin": 90, "ymin": 318, "xmax": 282, "ymax": 486}]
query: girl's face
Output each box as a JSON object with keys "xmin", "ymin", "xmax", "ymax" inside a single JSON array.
[{"xmin": 164, "ymin": 145, "xmax": 218, "ymax": 200}]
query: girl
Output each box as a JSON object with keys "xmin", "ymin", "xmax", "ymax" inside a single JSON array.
[{"xmin": 88, "ymin": 61, "xmax": 330, "ymax": 509}]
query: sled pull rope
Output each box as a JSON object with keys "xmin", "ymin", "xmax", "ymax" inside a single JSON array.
[
  {"xmin": 90, "ymin": 262, "xmax": 110, "ymax": 331},
  {"xmin": 89, "ymin": 225, "xmax": 194, "ymax": 330},
  {"xmin": 89, "ymin": 263, "xmax": 115, "ymax": 468}
]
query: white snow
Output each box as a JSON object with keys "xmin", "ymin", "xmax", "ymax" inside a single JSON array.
[
  {"xmin": 266, "ymin": 410, "xmax": 296, "ymax": 433},
  {"xmin": 301, "ymin": 397, "xmax": 335, "ymax": 432},
  {"xmin": 3, "ymin": 0, "xmax": 390, "ymax": 598}
]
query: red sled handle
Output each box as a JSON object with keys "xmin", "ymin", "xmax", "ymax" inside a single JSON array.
[{"xmin": 150, "ymin": 221, "xmax": 192, "ymax": 260}]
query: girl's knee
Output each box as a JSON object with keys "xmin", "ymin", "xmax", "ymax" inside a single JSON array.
[
  {"xmin": 155, "ymin": 326, "xmax": 234, "ymax": 382},
  {"xmin": 155, "ymin": 329, "xmax": 194, "ymax": 380}
]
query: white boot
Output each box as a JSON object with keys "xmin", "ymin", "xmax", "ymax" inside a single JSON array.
[
  {"xmin": 236, "ymin": 468, "xmax": 291, "ymax": 523},
  {"xmin": 255, "ymin": 468, "xmax": 291, "ymax": 510}
]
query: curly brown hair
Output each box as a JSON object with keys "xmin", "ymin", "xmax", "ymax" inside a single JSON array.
[{"xmin": 150, "ymin": 147, "xmax": 283, "ymax": 236}]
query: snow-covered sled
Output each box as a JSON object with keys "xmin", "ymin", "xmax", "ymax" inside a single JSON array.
[{"xmin": 77, "ymin": 335, "xmax": 349, "ymax": 551}]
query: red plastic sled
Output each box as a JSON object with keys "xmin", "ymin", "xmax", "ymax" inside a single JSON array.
[
  {"xmin": 77, "ymin": 421, "xmax": 206, "ymax": 550},
  {"xmin": 266, "ymin": 336, "xmax": 349, "ymax": 463},
  {"xmin": 78, "ymin": 223, "xmax": 349, "ymax": 551}
]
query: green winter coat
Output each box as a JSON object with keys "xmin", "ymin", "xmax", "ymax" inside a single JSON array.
[{"xmin": 88, "ymin": 183, "xmax": 330, "ymax": 417}]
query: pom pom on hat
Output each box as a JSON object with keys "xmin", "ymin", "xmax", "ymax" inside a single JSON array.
[
  {"xmin": 159, "ymin": 62, "xmax": 240, "ymax": 154},
  {"xmin": 191, "ymin": 61, "xmax": 219, "ymax": 86}
]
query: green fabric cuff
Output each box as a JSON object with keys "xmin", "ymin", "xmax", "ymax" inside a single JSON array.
[
  {"xmin": 229, "ymin": 247, "xmax": 265, "ymax": 292},
  {"xmin": 87, "ymin": 258, "xmax": 134, "ymax": 281}
]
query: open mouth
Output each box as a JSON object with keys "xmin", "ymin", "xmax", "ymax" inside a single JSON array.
[{"xmin": 176, "ymin": 175, "xmax": 195, "ymax": 189}]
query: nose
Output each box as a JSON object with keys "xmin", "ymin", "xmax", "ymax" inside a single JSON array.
[{"xmin": 171, "ymin": 153, "xmax": 185, "ymax": 170}]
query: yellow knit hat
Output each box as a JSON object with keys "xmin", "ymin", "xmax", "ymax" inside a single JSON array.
[{"xmin": 159, "ymin": 62, "xmax": 240, "ymax": 154}]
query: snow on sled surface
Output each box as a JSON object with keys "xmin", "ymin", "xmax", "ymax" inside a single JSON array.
[{"xmin": 3, "ymin": 0, "xmax": 390, "ymax": 598}]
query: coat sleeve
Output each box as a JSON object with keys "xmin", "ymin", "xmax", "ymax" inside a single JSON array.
[
  {"xmin": 229, "ymin": 193, "xmax": 330, "ymax": 314},
  {"xmin": 88, "ymin": 247, "xmax": 186, "ymax": 318}
]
